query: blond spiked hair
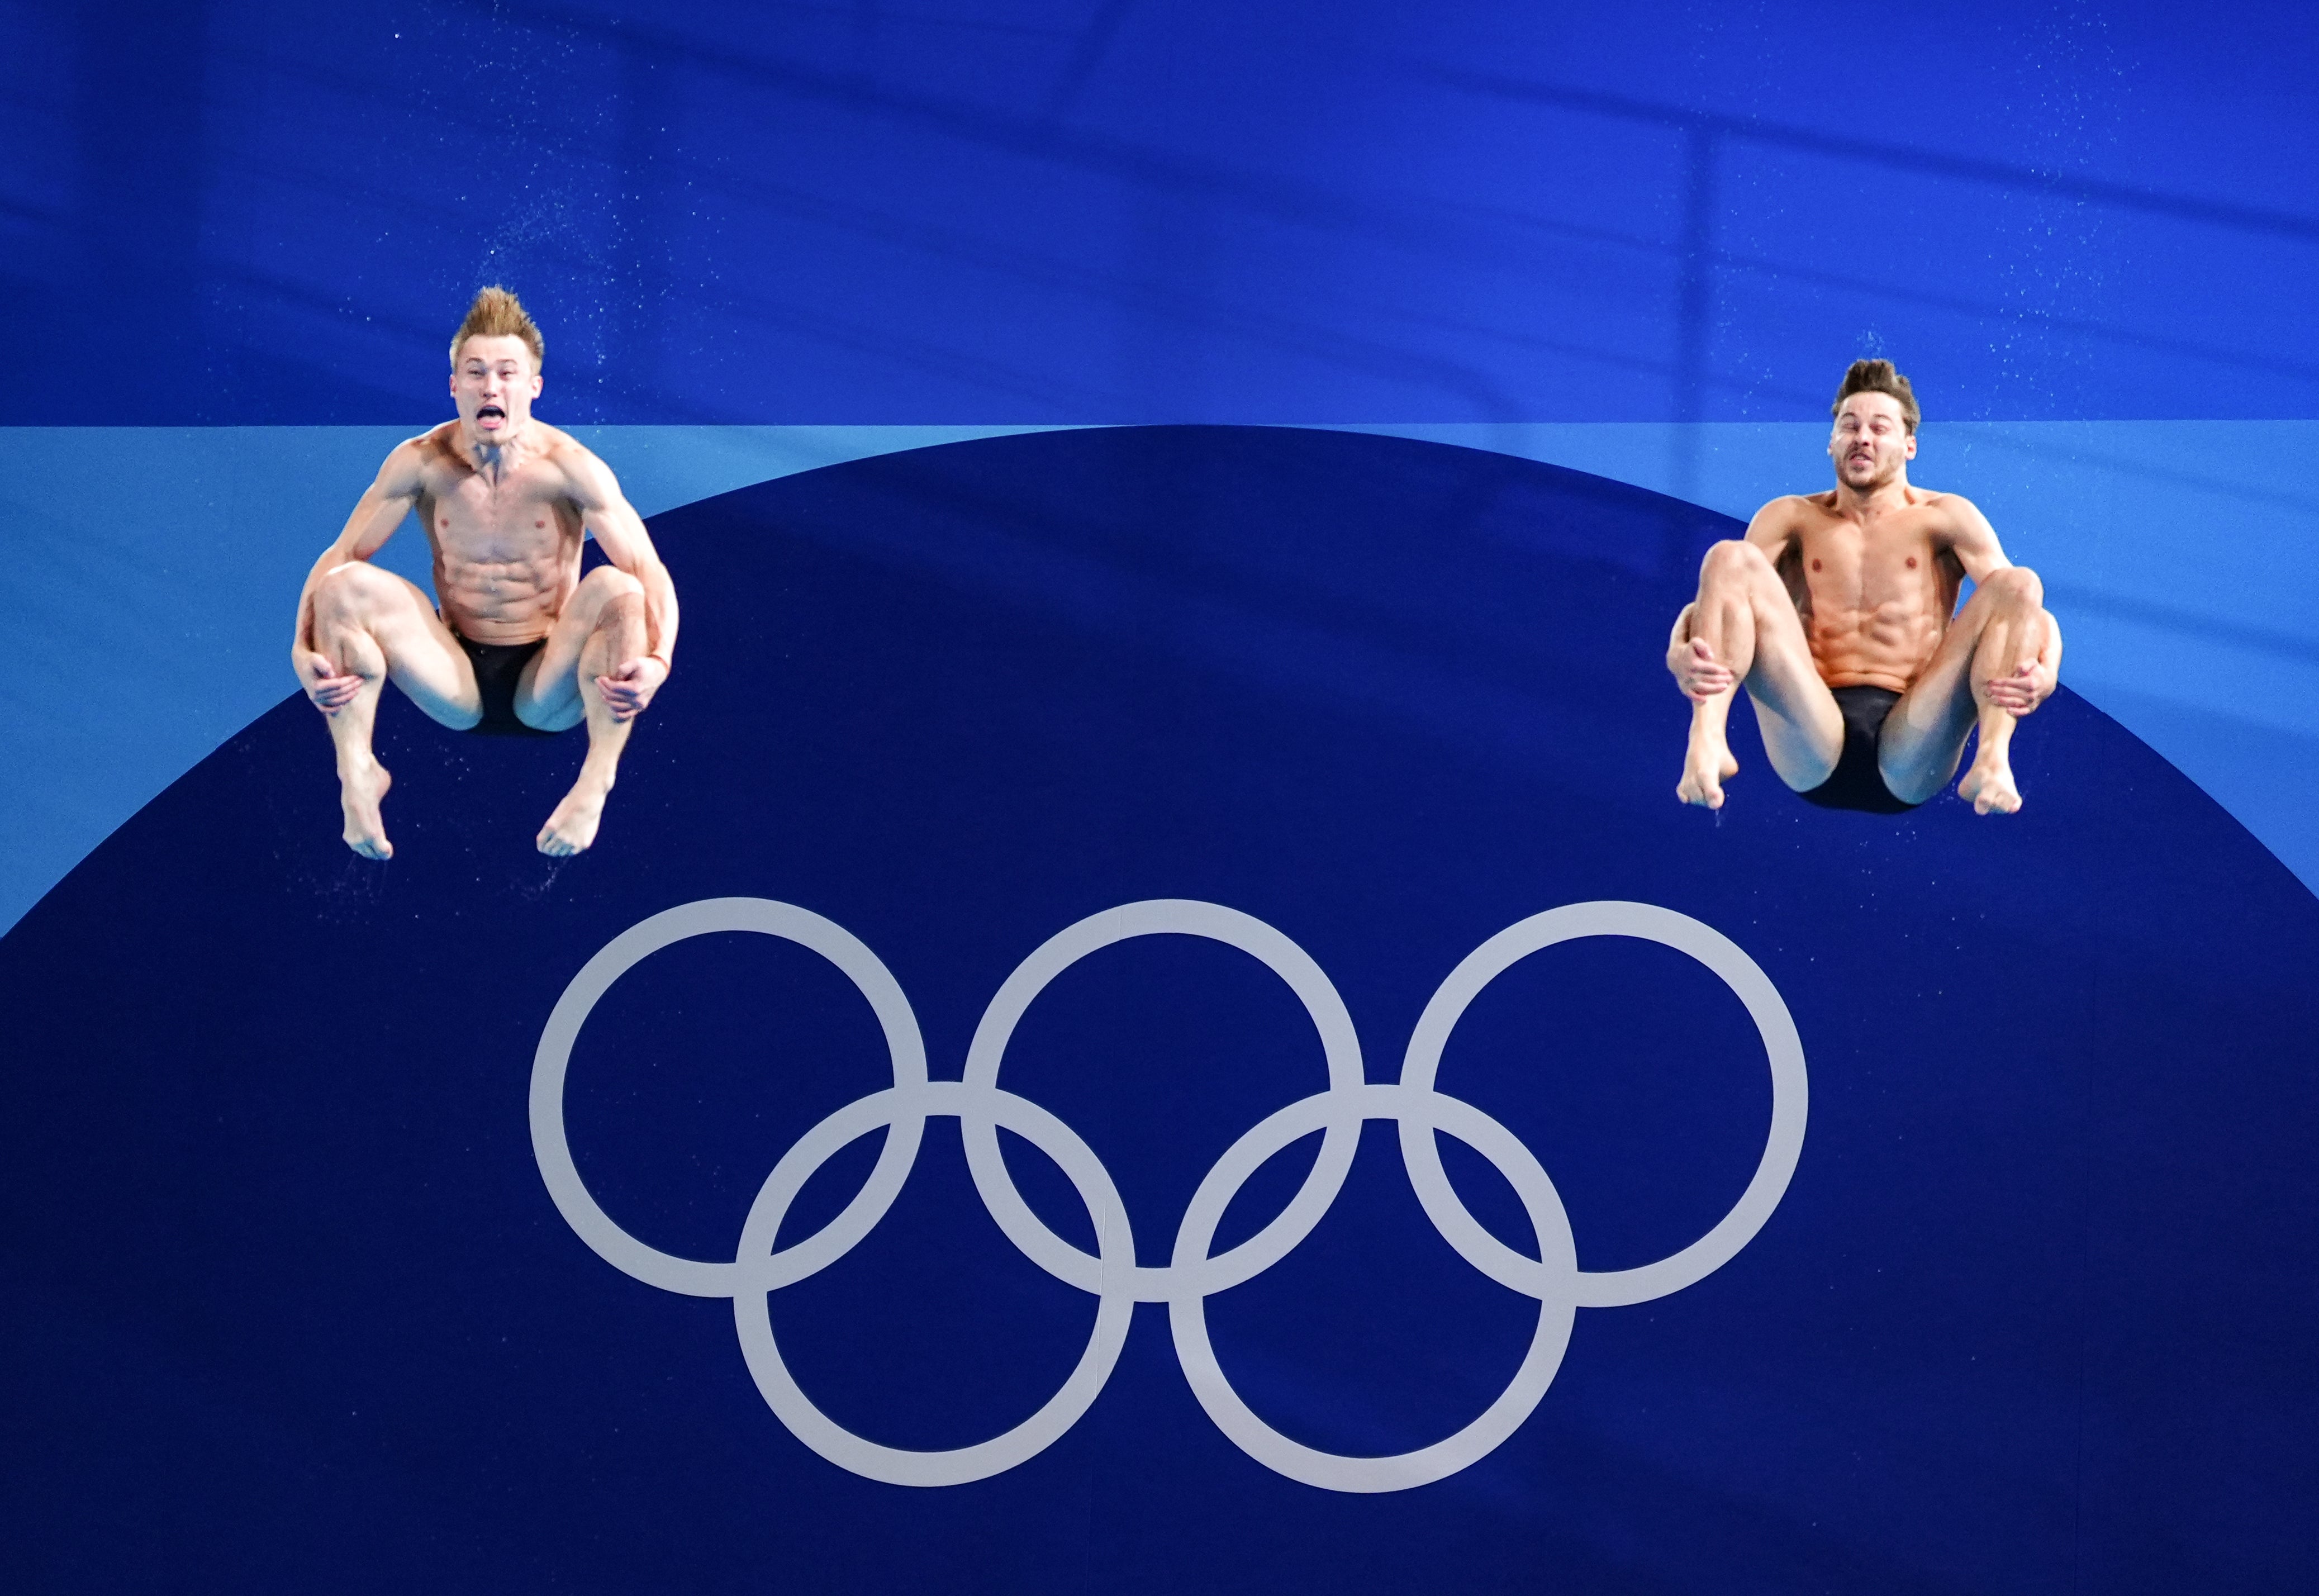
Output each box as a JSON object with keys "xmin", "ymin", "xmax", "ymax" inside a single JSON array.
[{"xmin": 449, "ymin": 285, "xmax": 544, "ymax": 370}]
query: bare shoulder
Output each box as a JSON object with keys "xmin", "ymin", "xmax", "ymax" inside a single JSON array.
[
  {"xmin": 1902, "ymin": 483, "xmax": 1968, "ymax": 515},
  {"xmin": 535, "ymin": 424, "xmax": 625, "ymax": 506},
  {"xmin": 534, "ymin": 422, "xmax": 601, "ymax": 471},
  {"xmin": 1745, "ymin": 492, "xmax": 1825, "ymax": 542},
  {"xmin": 1770, "ymin": 490, "xmax": 1837, "ymax": 520},
  {"xmin": 1909, "ymin": 486, "xmax": 1998, "ymax": 536},
  {"xmin": 377, "ymin": 424, "xmax": 454, "ymax": 491},
  {"xmin": 1907, "ymin": 487, "xmax": 2010, "ymax": 577}
]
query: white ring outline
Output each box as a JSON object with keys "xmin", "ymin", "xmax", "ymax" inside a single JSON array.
[
  {"xmin": 1166, "ymin": 1081, "xmax": 1579, "ymax": 1492},
  {"xmin": 731, "ymin": 1079, "xmax": 1139, "ymax": 1486},
  {"xmin": 529, "ymin": 897, "xmax": 929, "ymax": 1300},
  {"xmin": 958, "ymin": 899, "xmax": 1367, "ymax": 1304},
  {"xmin": 530, "ymin": 897, "xmax": 1807, "ymax": 1492},
  {"xmin": 1396, "ymin": 900, "xmax": 1809, "ymax": 1309}
]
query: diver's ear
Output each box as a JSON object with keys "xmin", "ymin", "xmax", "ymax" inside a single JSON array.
[{"xmin": 1904, "ymin": 430, "xmax": 1918, "ymax": 460}]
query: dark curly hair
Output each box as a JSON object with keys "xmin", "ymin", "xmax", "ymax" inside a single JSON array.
[{"xmin": 1831, "ymin": 358, "xmax": 1919, "ymax": 435}]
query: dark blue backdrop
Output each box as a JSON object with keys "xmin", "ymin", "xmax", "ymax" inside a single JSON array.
[
  {"xmin": 8, "ymin": 0, "xmax": 2317, "ymax": 424},
  {"xmin": 5, "ymin": 429, "xmax": 2315, "ymax": 1592}
]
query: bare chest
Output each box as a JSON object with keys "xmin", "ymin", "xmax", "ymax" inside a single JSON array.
[
  {"xmin": 1791, "ymin": 513, "xmax": 1953, "ymax": 618},
  {"xmin": 417, "ymin": 463, "xmax": 580, "ymax": 564}
]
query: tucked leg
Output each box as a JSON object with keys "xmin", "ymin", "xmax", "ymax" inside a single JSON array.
[
  {"xmin": 307, "ymin": 563, "xmax": 481, "ymax": 858},
  {"xmin": 1676, "ymin": 540, "xmax": 1846, "ymax": 807},
  {"xmin": 521, "ymin": 566, "xmax": 648, "ymax": 856},
  {"xmin": 1879, "ymin": 566, "xmax": 2052, "ymax": 812}
]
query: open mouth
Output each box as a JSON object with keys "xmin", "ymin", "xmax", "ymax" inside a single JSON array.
[{"xmin": 477, "ymin": 405, "xmax": 506, "ymax": 424}]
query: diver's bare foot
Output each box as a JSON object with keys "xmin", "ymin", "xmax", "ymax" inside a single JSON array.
[
  {"xmin": 537, "ymin": 780, "xmax": 609, "ymax": 857},
  {"xmin": 1957, "ymin": 758, "xmax": 2022, "ymax": 815},
  {"xmin": 1678, "ymin": 740, "xmax": 1740, "ymax": 809},
  {"xmin": 339, "ymin": 759, "xmax": 393, "ymax": 860}
]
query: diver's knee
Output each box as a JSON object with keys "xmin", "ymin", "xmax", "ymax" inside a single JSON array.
[
  {"xmin": 1699, "ymin": 539, "xmax": 1771, "ymax": 586},
  {"xmin": 579, "ymin": 565, "xmax": 644, "ymax": 604},
  {"xmin": 313, "ymin": 561, "xmax": 396, "ymax": 623},
  {"xmin": 592, "ymin": 589, "xmax": 645, "ymax": 639},
  {"xmin": 1981, "ymin": 566, "xmax": 2043, "ymax": 608}
]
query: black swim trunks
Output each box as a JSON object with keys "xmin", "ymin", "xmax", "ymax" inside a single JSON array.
[
  {"xmin": 455, "ymin": 633, "xmax": 557, "ymax": 737},
  {"xmin": 1799, "ymin": 685, "xmax": 1919, "ymax": 814}
]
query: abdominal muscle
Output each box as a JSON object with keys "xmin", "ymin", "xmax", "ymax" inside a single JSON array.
[
  {"xmin": 1808, "ymin": 607, "xmax": 1942, "ymax": 693},
  {"xmin": 1781, "ymin": 508, "xmax": 1966, "ymax": 696},
  {"xmin": 427, "ymin": 531, "xmax": 577, "ymax": 645},
  {"xmin": 418, "ymin": 478, "xmax": 581, "ymax": 645},
  {"xmin": 1793, "ymin": 544, "xmax": 1958, "ymax": 694}
]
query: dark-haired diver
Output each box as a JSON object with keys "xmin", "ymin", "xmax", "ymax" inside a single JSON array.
[
  {"xmin": 1669, "ymin": 359, "xmax": 2060, "ymax": 815},
  {"xmin": 291, "ymin": 287, "xmax": 678, "ymax": 858}
]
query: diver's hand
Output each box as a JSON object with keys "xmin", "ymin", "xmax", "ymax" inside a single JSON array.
[
  {"xmin": 596, "ymin": 654, "xmax": 668, "ymax": 722},
  {"xmin": 1985, "ymin": 659, "xmax": 2054, "ymax": 718},
  {"xmin": 1670, "ymin": 636, "xmax": 1735, "ymax": 701},
  {"xmin": 296, "ymin": 650, "xmax": 363, "ymax": 713}
]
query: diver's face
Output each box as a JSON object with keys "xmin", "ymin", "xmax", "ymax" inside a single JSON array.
[
  {"xmin": 1829, "ymin": 392, "xmax": 1916, "ymax": 490},
  {"xmin": 451, "ymin": 335, "xmax": 542, "ymax": 444}
]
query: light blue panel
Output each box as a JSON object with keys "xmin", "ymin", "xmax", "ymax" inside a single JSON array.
[
  {"xmin": 0, "ymin": 425, "xmax": 1056, "ymax": 937},
  {"xmin": 0, "ymin": 426, "xmax": 405, "ymax": 941},
  {"xmin": 3, "ymin": 420, "xmax": 2313, "ymax": 939},
  {"xmin": 1940, "ymin": 422, "xmax": 2319, "ymax": 893}
]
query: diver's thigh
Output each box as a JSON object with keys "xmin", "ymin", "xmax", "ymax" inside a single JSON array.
[
  {"xmin": 1876, "ymin": 619, "xmax": 1984, "ymax": 802},
  {"xmin": 371, "ymin": 578, "xmax": 482, "ymax": 728},
  {"xmin": 517, "ymin": 567, "xmax": 647, "ymax": 730},
  {"xmin": 511, "ymin": 586, "xmax": 610, "ymax": 732},
  {"xmin": 511, "ymin": 646, "xmax": 586, "ymax": 733},
  {"xmin": 1743, "ymin": 625, "xmax": 1846, "ymax": 791},
  {"xmin": 513, "ymin": 616, "xmax": 596, "ymax": 732},
  {"xmin": 1878, "ymin": 672, "xmax": 1978, "ymax": 804}
]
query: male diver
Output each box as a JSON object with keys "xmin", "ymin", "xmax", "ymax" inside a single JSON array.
[
  {"xmin": 291, "ymin": 287, "xmax": 678, "ymax": 858},
  {"xmin": 1669, "ymin": 359, "xmax": 2059, "ymax": 815}
]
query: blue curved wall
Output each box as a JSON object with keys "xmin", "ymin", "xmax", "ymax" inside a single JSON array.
[
  {"xmin": 4, "ymin": 4, "xmax": 2318, "ymax": 1592},
  {"xmin": 7, "ymin": 428, "xmax": 2318, "ymax": 1590}
]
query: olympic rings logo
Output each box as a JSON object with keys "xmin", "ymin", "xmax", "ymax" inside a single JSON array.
[{"xmin": 531, "ymin": 898, "xmax": 1807, "ymax": 1494}]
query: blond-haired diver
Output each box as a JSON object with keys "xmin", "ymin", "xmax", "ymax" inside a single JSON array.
[
  {"xmin": 291, "ymin": 286, "xmax": 678, "ymax": 858},
  {"xmin": 1669, "ymin": 359, "xmax": 2060, "ymax": 815}
]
